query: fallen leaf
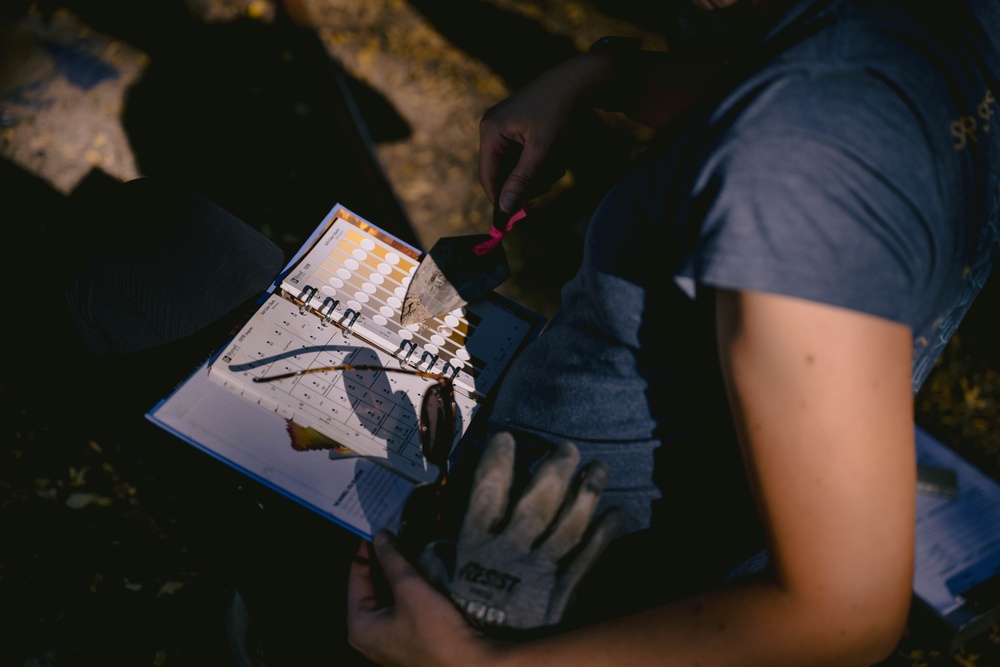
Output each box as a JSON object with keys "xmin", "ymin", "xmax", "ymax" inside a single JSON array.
[
  {"xmin": 156, "ymin": 581, "xmax": 184, "ymax": 598},
  {"xmin": 65, "ymin": 492, "xmax": 112, "ymax": 509},
  {"xmin": 68, "ymin": 466, "xmax": 88, "ymax": 487},
  {"xmin": 954, "ymin": 653, "xmax": 980, "ymax": 667}
]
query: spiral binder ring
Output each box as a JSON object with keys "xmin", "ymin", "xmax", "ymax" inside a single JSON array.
[
  {"xmin": 396, "ymin": 340, "xmax": 417, "ymax": 365},
  {"xmin": 298, "ymin": 285, "xmax": 318, "ymax": 315},
  {"xmin": 419, "ymin": 351, "xmax": 439, "ymax": 373},
  {"xmin": 320, "ymin": 297, "xmax": 340, "ymax": 326},
  {"xmin": 341, "ymin": 309, "xmax": 360, "ymax": 337}
]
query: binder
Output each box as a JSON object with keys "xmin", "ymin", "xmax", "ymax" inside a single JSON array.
[{"xmin": 912, "ymin": 425, "xmax": 1000, "ymax": 649}]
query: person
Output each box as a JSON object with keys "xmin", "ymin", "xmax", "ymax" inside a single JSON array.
[
  {"xmin": 16, "ymin": 0, "xmax": 996, "ymax": 665},
  {"xmin": 344, "ymin": 0, "xmax": 1000, "ymax": 665}
]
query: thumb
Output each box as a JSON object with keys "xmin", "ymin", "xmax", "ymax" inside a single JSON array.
[
  {"xmin": 372, "ymin": 530, "xmax": 433, "ymax": 598},
  {"xmin": 347, "ymin": 539, "xmax": 380, "ymax": 614},
  {"xmin": 497, "ymin": 147, "xmax": 546, "ymax": 215}
]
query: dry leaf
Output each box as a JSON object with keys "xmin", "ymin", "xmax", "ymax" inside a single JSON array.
[
  {"xmin": 65, "ymin": 492, "xmax": 112, "ymax": 510},
  {"xmin": 156, "ymin": 581, "xmax": 185, "ymax": 598}
]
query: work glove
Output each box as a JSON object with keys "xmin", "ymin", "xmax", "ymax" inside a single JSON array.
[{"xmin": 415, "ymin": 431, "xmax": 622, "ymax": 633}]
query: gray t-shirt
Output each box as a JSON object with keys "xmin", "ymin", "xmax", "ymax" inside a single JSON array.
[{"xmin": 486, "ymin": 0, "xmax": 1000, "ymax": 581}]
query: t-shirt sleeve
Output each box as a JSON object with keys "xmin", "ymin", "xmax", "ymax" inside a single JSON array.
[{"xmin": 674, "ymin": 74, "xmax": 948, "ymax": 328}]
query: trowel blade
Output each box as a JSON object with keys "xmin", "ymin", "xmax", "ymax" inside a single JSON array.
[{"xmin": 400, "ymin": 234, "xmax": 509, "ymax": 326}]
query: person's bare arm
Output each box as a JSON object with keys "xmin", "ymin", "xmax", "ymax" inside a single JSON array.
[{"xmin": 348, "ymin": 289, "xmax": 917, "ymax": 666}]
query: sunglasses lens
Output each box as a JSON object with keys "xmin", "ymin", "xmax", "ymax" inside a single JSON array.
[{"xmin": 420, "ymin": 383, "xmax": 455, "ymax": 464}]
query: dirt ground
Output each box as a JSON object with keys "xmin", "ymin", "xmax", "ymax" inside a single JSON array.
[{"xmin": 1, "ymin": 1, "xmax": 999, "ymax": 666}]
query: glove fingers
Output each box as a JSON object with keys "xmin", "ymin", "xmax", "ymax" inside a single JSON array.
[
  {"xmin": 538, "ymin": 460, "xmax": 610, "ymax": 560},
  {"xmin": 417, "ymin": 541, "xmax": 453, "ymax": 589},
  {"xmin": 462, "ymin": 431, "xmax": 517, "ymax": 542},
  {"xmin": 547, "ymin": 507, "xmax": 623, "ymax": 624},
  {"xmin": 505, "ymin": 441, "xmax": 580, "ymax": 541}
]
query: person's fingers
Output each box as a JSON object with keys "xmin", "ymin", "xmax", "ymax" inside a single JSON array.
[
  {"xmin": 504, "ymin": 441, "xmax": 580, "ymax": 542},
  {"xmin": 480, "ymin": 108, "xmax": 554, "ymax": 215},
  {"xmin": 479, "ymin": 136, "xmax": 510, "ymax": 205},
  {"xmin": 347, "ymin": 539, "xmax": 380, "ymax": 616},
  {"xmin": 371, "ymin": 530, "xmax": 432, "ymax": 596},
  {"xmin": 347, "ymin": 538, "xmax": 388, "ymax": 658},
  {"xmin": 371, "ymin": 531, "xmax": 408, "ymax": 573},
  {"xmin": 370, "ymin": 531, "xmax": 472, "ymax": 631},
  {"xmin": 491, "ymin": 146, "xmax": 526, "ymax": 229},
  {"xmin": 497, "ymin": 141, "xmax": 552, "ymax": 214},
  {"xmin": 479, "ymin": 106, "xmax": 520, "ymax": 204}
]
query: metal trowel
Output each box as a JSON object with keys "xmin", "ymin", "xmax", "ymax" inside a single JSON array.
[{"xmin": 400, "ymin": 201, "xmax": 526, "ymax": 326}]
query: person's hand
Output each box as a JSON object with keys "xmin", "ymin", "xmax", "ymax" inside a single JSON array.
[
  {"xmin": 347, "ymin": 533, "xmax": 491, "ymax": 667},
  {"xmin": 479, "ymin": 53, "xmax": 619, "ymax": 216},
  {"xmin": 417, "ymin": 432, "xmax": 622, "ymax": 632}
]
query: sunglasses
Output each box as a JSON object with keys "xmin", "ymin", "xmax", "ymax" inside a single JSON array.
[{"xmin": 254, "ymin": 364, "xmax": 458, "ymax": 550}]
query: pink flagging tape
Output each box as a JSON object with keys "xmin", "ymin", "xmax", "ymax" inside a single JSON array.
[{"xmin": 473, "ymin": 208, "xmax": 527, "ymax": 255}]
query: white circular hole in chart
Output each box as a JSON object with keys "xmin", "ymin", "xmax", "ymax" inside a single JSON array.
[
  {"xmin": 387, "ymin": 296, "xmax": 402, "ymax": 309},
  {"xmin": 348, "ymin": 300, "xmax": 363, "ymax": 311},
  {"xmin": 430, "ymin": 334, "xmax": 446, "ymax": 346},
  {"xmin": 377, "ymin": 262, "xmax": 392, "ymax": 275},
  {"xmin": 379, "ymin": 306, "xmax": 394, "ymax": 318},
  {"xmin": 455, "ymin": 348, "xmax": 471, "ymax": 361},
  {"xmin": 385, "ymin": 252, "xmax": 400, "ymax": 265},
  {"xmin": 353, "ymin": 248, "xmax": 368, "ymax": 261},
  {"xmin": 352, "ymin": 293, "xmax": 369, "ymax": 304},
  {"xmin": 336, "ymin": 268, "xmax": 352, "ymax": 280},
  {"xmin": 423, "ymin": 344, "xmax": 439, "ymax": 355},
  {"xmin": 394, "ymin": 287, "xmax": 406, "ymax": 299},
  {"xmin": 328, "ymin": 276, "xmax": 344, "ymax": 288},
  {"xmin": 360, "ymin": 239, "xmax": 376, "ymax": 251},
  {"xmin": 437, "ymin": 325, "xmax": 453, "ymax": 337},
  {"xmin": 373, "ymin": 314, "xmax": 387, "ymax": 326},
  {"xmin": 398, "ymin": 329, "xmax": 413, "ymax": 340},
  {"xmin": 362, "ymin": 282, "xmax": 377, "ymax": 295},
  {"xmin": 368, "ymin": 272, "xmax": 384, "ymax": 285},
  {"xmin": 444, "ymin": 315, "xmax": 460, "ymax": 328},
  {"xmin": 402, "ymin": 275, "xmax": 411, "ymax": 287},
  {"xmin": 321, "ymin": 286, "xmax": 337, "ymax": 297},
  {"xmin": 405, "ymin": 323, "xmax": 420, "ymax": 333},
  {"xmin": 345, "ymin": 259, "xmax": 360, "ymax": 271}
]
